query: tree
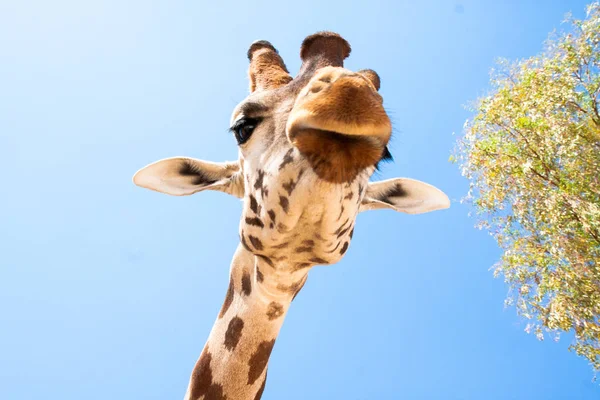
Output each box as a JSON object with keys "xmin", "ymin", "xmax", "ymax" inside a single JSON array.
[{"xmin": 454, "ymin": 3, "xmax": 600, "ymax": 372}]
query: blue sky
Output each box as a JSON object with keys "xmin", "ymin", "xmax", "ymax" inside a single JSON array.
[{"xmin": 1, "ymin": 1, "xmax": 598, "ymax": 399}]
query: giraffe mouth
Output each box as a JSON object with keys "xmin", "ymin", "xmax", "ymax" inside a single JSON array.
[
  {"xmin": 287, "ymin": 127, "xmax": 387, "ymax": 183},
  {"xmin": 288, "ymin": 127, "xmax": 386, "ymax": 149},
  {"xmin": 286, "ymin": 110, "xmax": 391, "ymax": 146}
]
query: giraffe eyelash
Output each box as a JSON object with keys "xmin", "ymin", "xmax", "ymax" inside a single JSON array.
[
  {"xmin": 230, "ymin": 117, "xmax": 263, "ymax": 145},
  {"xmin": 375, "ymin": 147, "xmax": 393, "ymax": 170},
  {"xmin": 229, "ymin": 117, "xmax": 262, "ymax": 132}
]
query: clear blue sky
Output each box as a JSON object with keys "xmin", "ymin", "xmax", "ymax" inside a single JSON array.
[{"xmin": 1, "ymin": 1, "xmax": 598, "ymax": 399}]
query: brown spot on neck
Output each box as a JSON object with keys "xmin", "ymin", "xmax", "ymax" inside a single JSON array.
[
  {"xmin": 295, "ymin": 246, "xmax": 313, "ymax": 253},
  {"xmin": 272, "ymin": 241, "xmax": 289, "ymax": 249},
  {"xmin": 189, "ymin": 346, "xmax": 212, "ymax": 396},
  {"xmin": 339, "ymin": 241, "xmax": 349, "ymax": 255},
  {"xmin": 279, "ymin": 148, "xmax": 295, "ymax": 170},
  {"xmin": 277, "ymin": 278, "xmax": 307, "ymax": 297},
  {"xmin": 224, "ymin": 316, "xmax": 245, "ymax": 351},
  {"xmin": 293, "ymin": 262, "xmax": 312, "ymax": 271},
  {"xmin": 278, "ymin": 196, "xmax": 289, "ymax": 213},
  {"xmin": 249, "ymin": 195, "xmax": 259, "ymax": 214},
  {"xmin": 247, "ymin": 340, "xmax": 276, "ymax": 385},
  {"xmin": 240, "ymin": 231, "xmax": 252, "ymax": 252},
  {"xmin": 248, "ymin": 235, "xmax": 264, "ymax": 251},
  {"xmin": 267, "ymin": 209, "xmax": 276, "ymax": 224},
  {"xmin": 266, "ymin": 302, "xmax": 284, "ymax": 320},
  {"xmin": 325, "ymin": 241, "xmax": 342, "ymax": 253},
  {"xmin": 281, "ymin": 178, "xmax": 297, "ymax": 196},
  {"xmin": 254, "ymin": 170, "xmax": 266, "ymax": 193},
  {"xmin": 334, "ymin": 218, "xmax": 350, "ymax": 235},
  {"xmin": 189, "ymin": 346, "xmax": 225, "ymax": 400},
  {"xmin": 256, "ymin": 267, "xmax": 264, "ymax": 282},
  {"xmin": 336, "ymin": 225, "xmax": 352, "ymax": 238},
  {"xmin": 256, "ymin": 254, "xmax": 275, "ymax": 268},
  {"xmin": 253, "ymin": 372, "xmax": 267, "ymax": 400},
  {"xmin": 245, "ymin": 217, "xmax": 265, "ymax": 228},
  {"xmin": 204, "ymin": 385, "xmax": 226, "ymax": 400},
  {"xmin": 241, "ymin": 271, "xmax": 252, "ymax": 296}
]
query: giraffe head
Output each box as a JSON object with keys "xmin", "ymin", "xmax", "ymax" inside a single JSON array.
[{"xmin": 134, "ymin": 32, "xmax": 449, "ymax": 269}]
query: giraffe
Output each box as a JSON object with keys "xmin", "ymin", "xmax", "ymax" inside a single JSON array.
[{"xmin": 133, "ymin": 32, "xmax": 449, "ymax": 400}]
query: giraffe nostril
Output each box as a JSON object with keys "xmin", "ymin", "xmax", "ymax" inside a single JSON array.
[
  {"xmin": 319, "ymin": 75, "xmax": 332, "ymax": 83},
  {"xmin": 309, "ymin": 83, "xmax": 325, "ymax": 94}
]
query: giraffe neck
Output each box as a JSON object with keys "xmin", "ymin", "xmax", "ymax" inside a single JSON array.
[{"xmin": 185, "ymin": 245, "xmax": 308, "ymax": 400}]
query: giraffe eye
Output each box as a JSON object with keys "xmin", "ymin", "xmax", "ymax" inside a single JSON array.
[{"xmin": 231, "ymin": 118, "xmax": 260, "ymax": 145}]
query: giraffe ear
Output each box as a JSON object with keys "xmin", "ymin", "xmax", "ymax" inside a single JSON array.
[
  {"xmin": 359, "ymin": 178, "xmax": 450, "ymax": 214},
  {"xmin": 133, "ymin": 157, "xmax": 244, "ymax": 198}
]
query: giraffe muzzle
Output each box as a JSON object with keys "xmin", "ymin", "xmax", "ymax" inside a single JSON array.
[
  {"xmin": 285, "ymin": 67, "xmax": 392, "ymax": 183},
  {"xmin": 286, "ymin": 66, "xmax": 391, "ymax": 145}
]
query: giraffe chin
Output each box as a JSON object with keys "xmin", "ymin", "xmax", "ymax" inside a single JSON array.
[{"xmin": 289, "ymin": 128, "xmax": 386, "ymax": 183}]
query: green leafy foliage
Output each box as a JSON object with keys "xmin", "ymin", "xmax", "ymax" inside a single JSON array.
[{"xmin": 454, "ymin": 3, "xmax": 600, "ymax": 372}]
